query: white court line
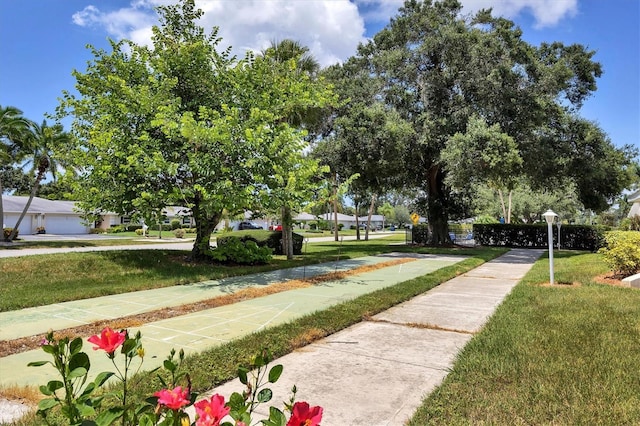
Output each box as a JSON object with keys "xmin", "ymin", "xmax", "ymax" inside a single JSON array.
[{"xmin": 256, "ymin": 302, "xmax": 294, "ymax": 331}]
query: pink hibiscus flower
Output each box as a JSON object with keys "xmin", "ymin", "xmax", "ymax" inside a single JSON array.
[
  {"xmin": 87, "ymin": 327, "xmax": 126, "ymax": 355},
  {"xmin": 286, "ymin": 402, "xmax": 323, "ymax": 426},
  {"xmin": 194, "ymin": 394, "xmax": 230, "ymax": 426},
  {"xmin": 154, "ymin": 386, "xmax": 190, "ymax": 410}
]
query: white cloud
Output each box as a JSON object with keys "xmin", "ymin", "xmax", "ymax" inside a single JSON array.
[
  {"xmin": 71, "ymin": 0, "xmax": 579, "ymax": 67},
  {"xmin": 71, "ymin": 0, "xmax": 366, "ymax": 67},
  {"xmin": 459, "ymin": 0, "xmax": 578, "ymax": 28}
]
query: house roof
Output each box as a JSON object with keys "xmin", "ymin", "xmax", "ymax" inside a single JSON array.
[
  {"xmin": 628, "ymin": 189, "xmax": 640, "ymax": 203},
  {"xmin": 2, "ymin": 196, "xmax": 79, "ymax": 214},
  {"xmin": 293, "ymin": 212, "xmax": 317, "ymax": 221},
  {"xmin": 318, "ymin": 213, "xmax": 356, "ymax": 221},
  {"xmin": 358, "ymin": 215, "xmax": 385, "ymax": 221}
]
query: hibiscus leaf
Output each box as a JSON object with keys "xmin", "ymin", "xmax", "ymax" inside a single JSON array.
[
  {"xmin": 68, "ymin": 366, "xmax": 88, "ymax": 379},
  {"xmin": 46, "ymin": 380, "xmax": 64, "ymax": 392},
  {"xmin": 37, "ymin": 398, "xmax": 58, "ymax": 411},
  {"xmin": 95, "ymin": 406, "xmax": 126, "ymax": 426},
  {"xmin": 69, "ymin": 352, "xmax": 91, "ymax": 372},
  {"xmin": 257, "ymin": 388, "xmax": 273, "ymax": 403},
  {"xmin": 268, "ymin": 364, "xmax": 283, "ymax": 383},
  {"xmin": 238, "ymin": 367, "xmax": 249, "ymax": 385},
  {"xmin": 27, "ymin": 360, "xmax": 49, "ymax": 367},
  {"xmin": 94, "ymin": 371, "xmax": 115, "ymax": 387},
  {"xmin": 263, "ymin": 407, "xmax": 287, "ymax": 426},
  {"xmin": 69, "ymin": 337, "xmax": 84, "ymax": 355}
]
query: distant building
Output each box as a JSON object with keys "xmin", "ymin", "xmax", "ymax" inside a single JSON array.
[{"xmin": 628, "ymin": 190, "xmax": 640, "ymax": 218}]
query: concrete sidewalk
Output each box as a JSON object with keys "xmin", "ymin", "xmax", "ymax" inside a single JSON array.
[{"xmin": 203, "ymin": 248, "xmax": 543, "ymax": 425}]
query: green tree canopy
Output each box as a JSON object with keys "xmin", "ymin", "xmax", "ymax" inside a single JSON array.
[
  {"xmin": 58, "ymin": 0, "xmax": 335, "ymax": 259},
  {"xmin": 336, "ymin": 0, "xmax": 634, "ymax": 244}
]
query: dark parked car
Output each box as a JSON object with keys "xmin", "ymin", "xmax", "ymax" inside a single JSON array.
[{"xmin": 238, "ymin": 221, "xmax": 262, "ymax": 230}]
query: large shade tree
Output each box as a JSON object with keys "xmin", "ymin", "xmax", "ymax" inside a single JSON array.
[
  {"xmin": 58, "ymin": 0, "xmax": 334, "ymax": 259},
  {"xmin": 346, "ymin": 0, "xmax": 634, "ymax": 243}
]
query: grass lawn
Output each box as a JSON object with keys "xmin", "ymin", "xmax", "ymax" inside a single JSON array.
[
  {"xmin": 0, "ymin": 233, "xmax": 413, "ymax": 311},
  {"xmin": 408, "ymin": 250, "xmax": 640, "ymax": 425}
]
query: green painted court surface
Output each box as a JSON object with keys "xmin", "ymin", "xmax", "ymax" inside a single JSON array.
[{"xmin": 0, "ymin": 253, "xmax": 464, "ymax": 387}]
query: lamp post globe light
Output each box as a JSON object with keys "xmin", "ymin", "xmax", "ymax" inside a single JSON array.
[{"xmin": 543, "ymin": 209, "xmax": 558, "ymax": 284}]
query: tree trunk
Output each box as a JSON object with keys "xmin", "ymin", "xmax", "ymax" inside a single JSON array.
[
  {"xmin": 332, "ymin": 172, "xmax": 339, "ymax": 242},
  {"xmin": 190, "ymin": 200, "xmax": 221, "ymax": 260},
  {"xmin": 0, "ymin": 178, "xmax": 5, "ymax": 241},
  {"xmin": 354, "ymin": 200, "xmax": 360, "ymax": 240},
  {"xmin": 507, "ymin": 190, "xmax": 512, "ymax": 224},
  {"xmin": 8, "ymin": 169, "xmax": 46, "ymax": 241},
  {"xmin": 281, "ymin": 206, "xmax": 294, "ymax": 260},
  {"xmin": 426, "ymin": 165, "xmax": 451, "ymax": 245},
  {"xmin": 498, "ymin": 189, "xmax": 507, "ymax": 224},
  {"xmin": 365, "ymin": 193, "xmax": 377, "ymax": 241}
]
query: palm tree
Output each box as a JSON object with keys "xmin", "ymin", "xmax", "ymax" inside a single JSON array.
[
  {"xmin": 0, "ymin": 105, "xmax": 33, "ymax": 236},
  {"xmin": 7, "ymin": 120, "xmax": 71, "ymax": 241},
  {"xmin": 262, "ymin": 39, "xmax": 320, "ymax": 76}
]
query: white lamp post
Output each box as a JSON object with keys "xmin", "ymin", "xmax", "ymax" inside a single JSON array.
[{"xmin": 543, "ymin": 209, "xmax": 558, "ymax": 284}]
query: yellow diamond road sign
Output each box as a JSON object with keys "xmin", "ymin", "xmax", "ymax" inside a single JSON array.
[{"xmin": 411, "ymin": 213, "xmax": 420, "ymax": 225}]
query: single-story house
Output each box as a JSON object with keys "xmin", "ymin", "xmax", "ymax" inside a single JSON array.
[
  {"xmin": 628, "ymin": 190, "xmax": 640, "ymax": 218},
  {"xmin": 358, "ymin": 214, "xmax": 386, "ymax": 229},
  {"xmin": 2, "ymin": 196, "xmax": 91, "ymax": 235}
]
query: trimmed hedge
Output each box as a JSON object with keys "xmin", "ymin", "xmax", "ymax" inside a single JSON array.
[
  {"xmin": 217, "ymin": 230, "xmax": 304, "ymax": 255},
  {"xmin": 473, "ymin": 224, "xmax": 607, "ymax": 251}
]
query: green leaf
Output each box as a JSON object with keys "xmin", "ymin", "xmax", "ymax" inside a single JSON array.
[
  {"xmin": 238, "ymin": 366, "xmax": 248, "ymax": 385},
  {"xmin": 78, "ymin": 382, "xmax": 96, "ymax": 399},
  {"xmin": 268, "ymin": 364, "xmax": 283, "ymax": 383},
  {"xmin": 76, "ymin": 402, "xmax": 96, "ymax": 417},
  {"xmin": 257, "ymin": 388, "xmax": 273, "ymax": 403},
  {"xmin": 41, "ymin": 344, "xmax": 56, "ymax": 355},
  {"xmin": 69, "ymin": 352, "xmax": 91, "ymax": 372},
  {"xmin": 93, "ymin": 371, "xmax": 115, "ymax": 387},
  {"xmin": 37, "ymin": 398, "xmax": 58, "ymax": 411},
  {"xmin": 163, "ymin": 359, "xmax": 176, "ymax": 372},
  {"xmin": 263, "ymin": 406, "xmax": 287, "ymax": 426},
  {"xmin": 121, "ymin": 337, "xmax": 137, "ymax": 355},
  {"xmin": 69, "ymin": 366, "xmax": 88, "ymax": 379},
  {"xmin": 28, "ymin": 360, "xmax": 49, "ymax": 367},
  {"xmin": 94, "ymin": 407, "xmax": 125, "ymax": 426},
  {"xmin": 70, "ymin": 337, "xmax": 84, "ymax": 355},
  {"xmin": 46, "ymin": 380, "xmax": 64, "ymax": 392},
  {"xmin": 228, "ymin": 392, "xmax": 247, "ymax": 411},
  {"xmin": 39, "ymin": 385, "xmax": 53, "ymax": 396}
]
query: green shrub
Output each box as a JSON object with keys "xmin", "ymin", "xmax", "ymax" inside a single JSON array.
[
  {"xmin": 217, "ymin": 230, "xmax": 303, "ymax": 255},
  {"xmin": 209, "ymin": 237, "xmax": 272, "ymax": 264},
  {"xmin": 599, "ymin": 231, "xmax": 640, "ymax": 277},
  {"xmin": 125, "ymin": 224, "xmax": 143, "ymax": 232},
  {"xmin": 107, "ymin": 225, "xmax": 125, "ymax": 233},
  {"xmin": 475, "ymin": 215, "xmax": 499, "ymax": 224},
  {"xmin": 89, "ymin": 228, "xmax": 105, "ymax": 234},
  {"xmin": 473, "ymin": 224, "xmax": 607, "ymax": 251},
  {"xmin": 170, "ymin": 219, "xmax": 181, "ymax": 230},
  {"xmin": 3, "ymin": 228, "xmax": 18, "ymax": 239},
  {"xmin": 174, "ymin": 229, "xmax": 185, "ymax": 238},
  {"xmin": 185, "ymin": 228, "xmax": 197, "ymax": 234},
  {"xmin": 135, "ymin": 228, "xmax": 144, "ymax": 236}
]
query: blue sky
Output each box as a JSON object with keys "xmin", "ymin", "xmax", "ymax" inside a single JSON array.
[{"xmin": 1, "ymin": 0, "xmax": 638, "ymax": 152}]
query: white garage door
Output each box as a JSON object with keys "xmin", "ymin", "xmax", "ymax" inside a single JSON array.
[
  {"xmin": 46, "ymin": 215, "xmax": 89, "ymax": 234},
  {"xmin": 4, "ymin": 214, "xmax": 32, "ymax": 235}
]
